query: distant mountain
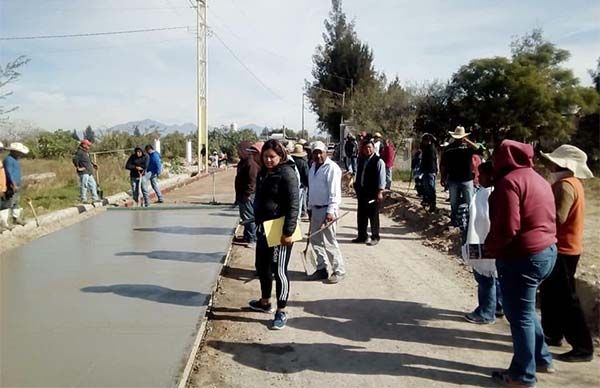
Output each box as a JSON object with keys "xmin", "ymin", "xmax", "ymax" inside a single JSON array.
[
  {"xmin": 240, "ymin": 123, "xmax": 267, "ymax": 134},
  {"xmin": 106, "ymin": 119, "xmax": 197, "ymax": 135}
]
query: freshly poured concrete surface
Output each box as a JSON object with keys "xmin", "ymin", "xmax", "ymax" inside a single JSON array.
[{"xmin": 1, "ymin": 208, "xmax": 237, "ymax": 387}]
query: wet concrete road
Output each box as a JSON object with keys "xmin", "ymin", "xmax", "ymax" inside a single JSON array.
[{"xmin": 0, "ymin": 207, "xmax": 238, "ymax": 387}]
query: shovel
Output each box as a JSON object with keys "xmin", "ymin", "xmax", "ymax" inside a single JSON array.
[
  {"xmin": 94, "ymin": 164, "xmax": 104, "ymax": 200},
  {"xmin": 25, "ymin": 197, "xmax": 40, "ymax": 227}
]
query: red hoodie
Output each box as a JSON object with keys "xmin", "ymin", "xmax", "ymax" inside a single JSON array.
[
  {"xmin": 485, "ymin": 140, "xmax": 556, "ymax": 259},
  {"xmin": 381, "ymin": 143, "xmax": 395, "ymax": 168}
]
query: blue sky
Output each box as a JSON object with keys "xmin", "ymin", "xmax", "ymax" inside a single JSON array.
[{"xmin": 1, "ymin": 0, "xmax": 598, "ymax": 133}]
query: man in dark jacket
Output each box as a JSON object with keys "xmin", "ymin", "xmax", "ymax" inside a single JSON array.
[
  {"xmin": 72, "ymin": 139, "xmax": 99, "ymax": 203},
  {"xmin": 290, "ymin": 144, "xmax": 309, "ymax": 220},
  {"xmin": 485, "ymin": 140, "xmax": 557, "ymax": 387},
  {"xmin": 344, "ymin": 134, "xmax": 358, "ymax": 175},
  {"xmin": 234, "ymin": 141, "xmax": 260, "ymax": 246},
  {"xmin": 145, "ymin": 144, "xmax": 163, "ymax": 203},
  {"xmin": 125, "ymin": 147, "xmax": 150, "ymax": 207},
  {"xmin": 440, "ymin": 126, "xmax": 482, "ymax": 225},
  {"xmin": 353, "ymin": 137, "xmax": 386, "ymax": 246},
  {"xmin": 420, "ymin": 133, "xmax": 438, "ymax": 211}
]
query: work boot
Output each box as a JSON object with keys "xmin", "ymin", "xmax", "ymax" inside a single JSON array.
[{"xmin": 12, "ymin": 208, "xmax": 26, "ymax": 226}]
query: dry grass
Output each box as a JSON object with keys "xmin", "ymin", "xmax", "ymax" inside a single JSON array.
[{"xmin": 20, "ymin": 155, "xmax": 131, "ymax": 217}]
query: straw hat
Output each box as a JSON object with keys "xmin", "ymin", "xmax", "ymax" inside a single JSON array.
[
  {"xmin": 7, "ymin": 142, "xmax": 29, "ymax": 155},
  {"xmin": 448, "ymin": 126, "xmax": 470, "ymax": 139},
  {"xmin": 290, "ymin": 144, "xmax": 307, "ymax": 157},
  {"xmin": 540, "ymin": 145, "xmax": 594, "ymax": 179},
  {"xmin": 374, "ymin": 132, "xmax": 382, "ymax": 138},
  {"xmin": 297, "ymin": 138, "xmax": 307, "ymax": 145}
]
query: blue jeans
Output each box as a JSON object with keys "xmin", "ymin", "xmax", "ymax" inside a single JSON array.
[
  {"xmin": 496, "ymin": 244, "xmax": 557, "ymax": 384},
  {"xmin": 146, "ymin": 172, "xmax": 163, "ymax": 201},
  {"xmin": 345, "ymin": 157, "xmax": 357, "ymax": 175},
  {"xmin": 473, "ymin": 271, "xmax": 502, "ymax": 322},
  {"xmin": 239, "ymin": 197, "xmax": 256, "ymax": 243},
  {"xmin": 298, "ymin": 187, "xmax": 308, "ymax": 217},
  {"xmin": 422, "ymin": 173, "xmax": 436, "ymax": 207},
  {"xmin": 79, "ymin": 173, "xmax": 99, "ymax": 202},
  {"xmin": 449, "ymin": 180, "xmax": 473, "ymax": 224},
  {"xmin": 385, "ymin": 167, "xmax": 392, "ymax": 190},
  {"xmin": 131, "ymin": 177, "xmax": 149, "ymax": 206}
]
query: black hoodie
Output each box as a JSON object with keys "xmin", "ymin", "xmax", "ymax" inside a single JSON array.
[
  {"xmin": 254, "ymin": 158, "xmax": 299, "ymax": 236},
  {"xmin": 125, "ymin": 148, "xmax": 149, "ymax": 178}
]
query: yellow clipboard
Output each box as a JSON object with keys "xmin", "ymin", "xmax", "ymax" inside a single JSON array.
[{"xmin": 263, "ymin": 216, "xmax": 302, "ymax": 247}]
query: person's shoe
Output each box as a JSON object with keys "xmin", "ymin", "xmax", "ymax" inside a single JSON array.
[
  {"xmin": 555, "ymin": 350, "xmax": 594, "ymax": 363},
  {"xmin": 157, "ymin": 199, "xmax": 164, "ymax": 203},
  {"xmin": 248, "ymin": 300, "xmax": 273, "ymax": 313},
  {"xmin": 495, "ymin": 308, "xmax": 505, "ymax": 318},
  {"xmin": 536, "ymin": 363, "xmax": 556, "ymax": 374},
  {"xmin": 13, "ymin": 218, "xmax": 26, "ymax": 226},
  {"xmin": 464, "ymin": 312, "xmax": 495, "ymax": 325},
  {"xmin": 271, "ymin": 311, "xmax": 287, "ymax": 330},
  {"xmin": 544, "ymin": 337, "xmax": 563, "ymax": 347},
  {"xmin": 307, "ymin": 268, "xmax": 329, "ymax": 281},
  {"xmin": 491, "ymin": 370, "xmax": 535, "ymax": 387},
  {"xmin": 326, "ymin": 272, "xmax": 345, "ymax": 284},
  {"xmin": 246, "ymin": 242, "xmax": 256, "ymax": 250},
  {"xmin": 351, "ymin": 237, "xmax": 368, "ymax": 244},
  {"xmin": 367, "ymin": 239, "xmax": 380, "ymax": 246}
]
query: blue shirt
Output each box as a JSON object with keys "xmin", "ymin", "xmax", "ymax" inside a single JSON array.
[
  {"xmin": 3, "ymin": 155, "xmax": 21, "ymax": 186},
  {"xmin": 147, "ymin": 151, "xmax": 162, "ymax": 174}
]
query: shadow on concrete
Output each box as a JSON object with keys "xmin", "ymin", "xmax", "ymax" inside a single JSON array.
[
  {"xmin": 115, "ymin": 250, "xmax": 225, "ymax": 264},
  {"xmin": 287, "ymin": 299, "xmax": 511, "ymax": 352},
  {"xmin": 207, "ymin": 341, "xmax": 495, "ymax": 385},
  {"xmin": 81, "ymin": 284, "xmax": 209, "ymax": 306},
  {"xmin": 222, "ymin": 266, "xmax": 310, "ymax": 282},
  {"xmin": 133, "ymin": 226, "xmax": 233, "ymax": 235}
]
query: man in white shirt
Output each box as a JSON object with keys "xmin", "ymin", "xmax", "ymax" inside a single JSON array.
[{"xmin": 307, "ymin": 141, "xmax": 345, "ymax": 283}]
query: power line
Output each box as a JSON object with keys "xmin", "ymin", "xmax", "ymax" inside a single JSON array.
[
  {"xmin": 0, "ymin": 26, "xmax": 190, "ymax": 41},
  {"xmin": 186, "ymin": 2, "xmax": 285, "ymax": 102}
]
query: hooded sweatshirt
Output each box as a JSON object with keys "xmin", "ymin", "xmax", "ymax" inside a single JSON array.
[
  {"xmin": 484, "ymin": 140, "xmax": 556, "ymax": 259},
  {"xmin": 125, "ymin": 148, "xmax": 149, "ymax": 178}
]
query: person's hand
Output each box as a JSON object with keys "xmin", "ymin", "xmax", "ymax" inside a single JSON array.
[
  {"xmin": 280, "ymin": 234, "xmax": 294, "ymax": 246},
  {"xmin": 325, "ymin": 212, "xmax": 335, "ymax": 224},
  {"xmin": 376, "ymin": 191, "xmax": 384, "ymax": 203},
  {"xmin": 136, "ymin": 166, "xmax": 143, "ymax": 171}
]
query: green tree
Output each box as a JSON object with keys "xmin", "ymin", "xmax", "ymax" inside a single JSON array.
[
  {"xmin": 161, "ymin": 131, "xmax": 187, "ymax": 159},
  {"xmin": 590, "ymin": 57, "xmax": 600, "ymax": 93},
  {"xmin": 71, "ymin": 129, "xmax": 80, "ymax": 141},
  {"xmin": 414, "ymin": 81, "xmax": 454, "ymax": 141},
  {"xmin": 133, "ymin": 125, "xmax": 142, "ymax": 137},
  {"xmin": 37, "ymin": 130, "xmax": 78, "ymax": 159},
  {"xmin": 84, "ymin": 125, "xmax": 96, "ymax": 142},
  {"xmin": 308, "ymin": 0, "xmax": 377, "ymax": 139}
]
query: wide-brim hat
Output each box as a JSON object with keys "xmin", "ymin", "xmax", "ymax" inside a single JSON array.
[
  {"xmin": 374, "ymin": 132, "xmax": 382, "ymax": 138},
  {"xmin": 8, "ymin": 142, "xmax": 29, "ymax": 155},
  {"xmin": 540, "ymin": 145, "xmax": 594, "ymax": 179},
  {"xmin": 291, "ymin": 144, "xmax": 307, "ymax": 157},
  {"xmin": 449, "ymin": 126, "xmax": 470, "ymax": 139}
]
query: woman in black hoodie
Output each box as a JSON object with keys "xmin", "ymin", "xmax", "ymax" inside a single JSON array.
[
  {"xmin": 125, "ymin": 147, "xmax": 150, "ymax": 207},
  {"xmin": 250, "ymin": 139, "xmax": 299, "ymax": 330}
]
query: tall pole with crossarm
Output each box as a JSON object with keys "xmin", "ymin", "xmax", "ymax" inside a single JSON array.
[{"xmin": 196, "ymin": 0, "xmax": 208, "ymax": 172}]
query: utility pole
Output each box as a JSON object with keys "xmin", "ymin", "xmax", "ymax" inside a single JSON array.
[
  {"xmin": 301, "ymin": 93, "xmax": 305, "ymax": 139},
  {"xmin": 196, "ymin": 0, "xmax": 208, "ymax": 172}
]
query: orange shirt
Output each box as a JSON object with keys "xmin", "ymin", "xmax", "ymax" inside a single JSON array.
[
  {"xmin": 0, "ymin": 159, "xmax": 6, "ymax": 194},
  {"xmin": 553, "ymin": 176, "xmax": 585, "ymax": 255}
]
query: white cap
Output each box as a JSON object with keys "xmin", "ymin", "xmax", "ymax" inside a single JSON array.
[{"xmin": 311, "ymin": 141, "xmax": 327, "ymax": 152}]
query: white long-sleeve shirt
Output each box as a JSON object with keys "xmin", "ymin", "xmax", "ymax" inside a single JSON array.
[{"xmin": 308, "ymin": 157, "xmax": 342, "ymax": 214}]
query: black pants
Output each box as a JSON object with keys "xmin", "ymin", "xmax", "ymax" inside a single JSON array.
[
  {"xmin": 357, "ymin": 195, "xmax": 380, "ymax": 241},
  {"xmin": 255, "ymin": 232, "xmax": 292, "ymax": 309},
  {"xmin": 540, "ymin": 254, "xmax": 594, "ymax": 354}
]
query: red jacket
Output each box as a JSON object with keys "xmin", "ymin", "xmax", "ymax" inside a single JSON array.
[
  {"xmin": 485, "ymin": 140, "xmax": 556, "ymax": 259},
  {"xmin": 381, "ymin": 143, "xmax": 395, "ymax": 168}
]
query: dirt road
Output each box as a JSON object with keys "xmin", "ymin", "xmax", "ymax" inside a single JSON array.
[{"xmin": 189, "ymin": 193, "xmax": 600, "ymax": 387}]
